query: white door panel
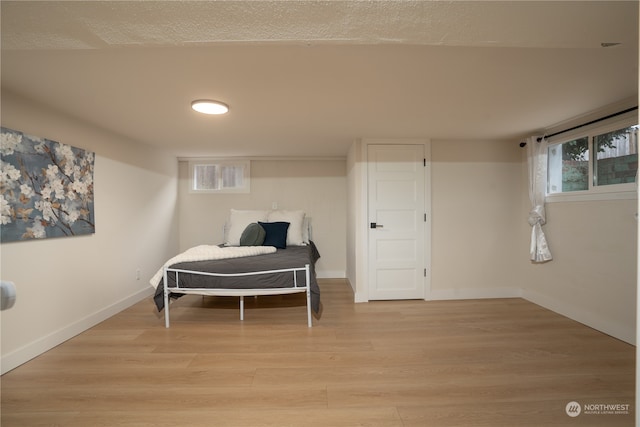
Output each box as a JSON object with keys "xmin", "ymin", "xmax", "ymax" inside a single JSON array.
[
  {"xmin": 376, "ymin": 269, "xmax": 417, "ymax": 291},
  {"xmin": 376, "ymin": 239, "xmax": 417, "ymax": 262},
  {"xmin": 377, "ymin": 210, "xmax": 416, "ymax": 231},
  {"xmin": 376, "ymin": 181, "xmax": 417, "ymax": 206},
  {"xmin": 368, "ymin": 144, "xmax": 425, "ymax": 300}
]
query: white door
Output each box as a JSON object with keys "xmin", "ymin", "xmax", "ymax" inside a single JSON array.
[{"xmin": 368, "ymin": 144, "xmax": 426, "ymax": 300}]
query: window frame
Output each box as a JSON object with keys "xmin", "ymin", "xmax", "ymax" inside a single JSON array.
[
  {"xmin": 545, "ymin": 115, "xmax": 638, "ymax": 203},
  {"xmin": 188, "ymin": 159, "xmax": 251, "ymax": 194}
]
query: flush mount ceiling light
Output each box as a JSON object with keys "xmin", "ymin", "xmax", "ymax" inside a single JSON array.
[{"xmin": 191, "ymin": 99, "xmax": 229, "ymax": 115}]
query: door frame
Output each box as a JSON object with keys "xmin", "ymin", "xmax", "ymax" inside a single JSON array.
[{"xmin": 357, "ymin": 138, "xmax": 432, "ymax": 302}]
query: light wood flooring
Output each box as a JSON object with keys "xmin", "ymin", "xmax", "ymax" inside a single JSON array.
[{"xmin": 1, "ymin": 279, "xmax": 635, "ymax": 426}]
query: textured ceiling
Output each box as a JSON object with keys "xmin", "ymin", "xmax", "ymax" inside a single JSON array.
[
  {"xmin": 1, "ymin": 1, "xmax": 638, "ymax": 157},
  {"xmin": 2, "ymin": 1, "xmax": 637, "ymax": 50}
]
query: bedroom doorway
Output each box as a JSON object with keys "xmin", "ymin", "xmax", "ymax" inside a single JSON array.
[{"xmin": 367, "ymin": 143, "xmax": 428, "ymax": 300}]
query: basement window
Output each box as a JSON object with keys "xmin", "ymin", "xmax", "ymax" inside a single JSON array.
[
  {"xmin": 189, "ymin": 159, "xmax": 250, "ymax": 193},
  {"xmin": 546, "ymin": 117, "xmax": 638, "ymax": 202}
]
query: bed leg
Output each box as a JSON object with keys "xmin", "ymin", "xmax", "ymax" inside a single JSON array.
[
  {"xmin": 305, "ymin": 264, "xmax": 312, "ymax": 327},
  {"xmin": 164, "ymin": 269, "xmax": 170, "ymax": 328},
  {"xmin": 240, "ymin": 295, "xmax": 244, "ymax": 321}
]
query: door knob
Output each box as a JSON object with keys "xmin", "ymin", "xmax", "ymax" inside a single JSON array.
[{"xmin": 370, "ymin": 223, "xmax": 384, "ymax": 229}]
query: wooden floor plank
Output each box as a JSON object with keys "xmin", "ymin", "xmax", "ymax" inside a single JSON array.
[
  {"xmin": 2, "ymin": 385, "xmax": 328, "ymax": 412},
  {"xmin": 2, "ymin": 407, "xmax": 404, "ymax": 427},
  {"xmin": 1, "ymin": 279, "xmax": 634, "ymax": 426}
]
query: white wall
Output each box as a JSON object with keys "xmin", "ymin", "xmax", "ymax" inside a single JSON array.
[
  {"xmin": 520, "ymin": 196, "xmax": 637, "ymax": 344},
  {"xmin": 430, "ymin": 139, "xmax": 523, "ymax": 299},
  {"xmin": 0, "ymin": 91, "xmax": 179, "ymax": 373},
  {"xmin": 177, "ymin": 158, "xmax": 347, "ymax": 278}
]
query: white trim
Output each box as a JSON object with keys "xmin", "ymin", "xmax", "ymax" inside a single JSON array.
[
  {"xmin": 1, "ymin": 287, "xmax": 154, "ymax": 374},
  {"xmin": 424, "ymin": 146, "xmax": 433, "ymax": 301},
  {"xmin": 546, "ymin": 190, "xmax": 637, "ymax": 203},
  {"xmin": 354, "ymin": 290, "xmax": 368, "ymax": 303},
  {"xmin": 316, "ymin": 270, "xmax": 346, "ymax": 279},
  {"xmin": 430, "ymin": 287, "xmax": 523, "ymax": 301},
  {"xmin": 357, "ymin": 140, "xmax": 369, "ymax": 302}
]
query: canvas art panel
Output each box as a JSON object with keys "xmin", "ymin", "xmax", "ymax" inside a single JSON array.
[{"xmin": 0, "ymin": 127, "xmax": 95, "ymax": 242}]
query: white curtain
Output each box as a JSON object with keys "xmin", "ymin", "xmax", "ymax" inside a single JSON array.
[{"xmin": 527, "ymin": 136, "xmax": 553, "ymax": 262}]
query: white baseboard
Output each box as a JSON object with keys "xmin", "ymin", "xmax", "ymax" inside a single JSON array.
[
  {"xmin": 1, "ymin": 287, "xmax": 154, "ymax": 374},
  {"xmin": 429, "ymin": 287, "xmax": 523, "ymax": 301},
  {"xmin": 522, "ymin": 289, "xmax": 635, "ymax": 345},
  {"xmin": 353, "ymin": 287, "xmax": 522, "ymax": 303},
  {"xmin": 354, "ymin": 291, "xmax": 368, "ymax": 303},
  {"xmin": 316, "ymin": 270, "xmax": 346, "ymax": 279}
]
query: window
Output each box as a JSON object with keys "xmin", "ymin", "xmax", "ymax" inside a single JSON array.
[
  {"xmin": 188, "ymin": 159, "xmax": 250, "ymax": 193},
  {"xmin": 546, "ymin": 117, "xmax": 638, "ymax": 201},
  {"xmin": 594, "ymin": 127, "xmax": 638, "ymax": 187},
  {"xmin": 547, "ymin": 137, "xmax": 589, "ymax": 193}
]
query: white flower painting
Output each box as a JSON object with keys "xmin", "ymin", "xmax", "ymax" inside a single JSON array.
[{"xmin": 0, "ymin": 127, "xmax": 95, "ymax": 242}]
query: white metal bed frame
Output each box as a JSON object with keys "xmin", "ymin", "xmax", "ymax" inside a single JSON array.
[{"xmin": 163, "ymin": 264, "xmax": 312, "ymax": 328}]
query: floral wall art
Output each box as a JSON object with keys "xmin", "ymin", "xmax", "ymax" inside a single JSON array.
[{"xmin": 0, "ymin": 127, "xmax": 95, "ymax": 242}]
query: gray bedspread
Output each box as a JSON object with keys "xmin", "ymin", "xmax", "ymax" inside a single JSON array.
[{"xmin": 153, "ymin": 241, "xmax": 321, "ymax": 313}]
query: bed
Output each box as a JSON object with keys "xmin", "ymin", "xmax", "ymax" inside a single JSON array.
[{"xmin": 150, "ymin": 209, "xmax": 321, "ymax": 327}]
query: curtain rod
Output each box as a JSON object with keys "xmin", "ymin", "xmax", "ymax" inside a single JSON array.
[{"xmin": 519, "ymin": 106, "xmax": 638, "ymax": 147}]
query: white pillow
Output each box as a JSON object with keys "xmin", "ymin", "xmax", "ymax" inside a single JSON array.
[
  {"xmin": 267, "ymin": 210, "xmax": 306, "ymax": 246},
  {"xmin": 225, "ymin": 209, "xmax": 268, "ymax": 246},
  {"xmin": 302, "ymin": 216, "xmax": 311, "ymax": 244}
]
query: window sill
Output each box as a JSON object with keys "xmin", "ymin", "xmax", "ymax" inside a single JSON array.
[{"xmin": 546, "ymin": 190, "xmax": 637, "ymax": 203}]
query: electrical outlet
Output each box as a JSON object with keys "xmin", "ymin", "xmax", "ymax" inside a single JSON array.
[
  {"xmin": 272, "ymin": 202, "xmax": 278, "ymax": 209},
  {"xmin": 136, "ymin": 268, "xmax": 141, "ymax": 280}
]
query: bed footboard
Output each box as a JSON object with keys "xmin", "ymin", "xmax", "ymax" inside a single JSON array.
[{"xmin": 163, "ymin": 264, "xmax": 312, "ymax": 328}]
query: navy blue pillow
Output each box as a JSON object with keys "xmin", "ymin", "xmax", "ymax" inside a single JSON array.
[{"xmin": 258, "ymin": 221, "xmax": 290, "ymax": 249}]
